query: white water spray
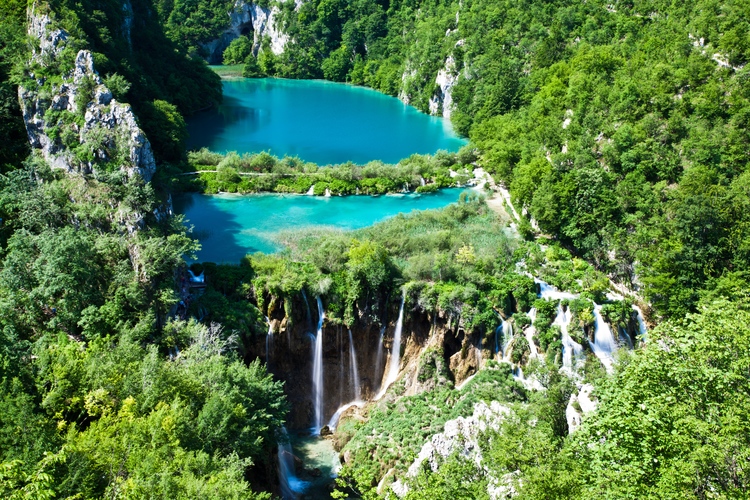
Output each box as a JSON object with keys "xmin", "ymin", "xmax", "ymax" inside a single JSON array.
[
  {"xmin": 375, "ymin": 294, "xmax": 405, "ymax": 399},
  {"xmin": 590, "ymin": 304, "xmax": 617, "ymax": 373},
  {"xmin": 265, "ymin": 317, "xmax": 273, "ymax": 365},
  {"xmin": 312, "ymin": 297, "xmax": 325, "ymax": 433},
  {"xmin": 326, "ymin": 401, "xmax": 365, "ymax": 431},
  {"xmin": 554, "ymin": 304, "xmax": 583, "ymax": 374},
  {"xmin": 525, "ymin": 308, "xmax": 539, "ymax": 360},
  {"xmin": 277, "ymin": 427, "xmax": 305, "ymax": 499},
  {"xmin": 633, "ymin": 305, "xmax": 648, "ymax": 342},
  {"xmin": 347, "ymin": 329, "xmax": 361, "ymax": 400},
  {"xmin": 374, "ymin": 326, "xmax": 385, "ymax": 391}
]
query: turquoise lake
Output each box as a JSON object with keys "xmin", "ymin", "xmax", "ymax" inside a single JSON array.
[
  {"xmin": 186, "ymin": 78, "xmax": 466, "ymax": 165},
  {"xmin": 175, "ymin": 189, "xmax": 466, "ymax": 263}
]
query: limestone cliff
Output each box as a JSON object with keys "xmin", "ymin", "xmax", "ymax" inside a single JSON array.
[
  {"xmin": 19, "ymin": 9, "xmax": 156, "ymax": 181},
  {"xmin": 428, "ymin": 49, "xmax": 462, "ymax": 119},
  {"xmin": 202, "ymin": 0, "xmax": 290, "ymax": 64}
]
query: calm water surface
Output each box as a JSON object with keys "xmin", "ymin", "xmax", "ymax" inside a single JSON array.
[
  {"xmin": 187, "ymin": 78, "xmax": 466, "ymax": 164},
  {"xmin": 175, "ymin": 189, "xmax": 465, "ymax": 263}
]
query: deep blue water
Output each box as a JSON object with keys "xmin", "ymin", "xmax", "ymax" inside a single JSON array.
[{"xmin": 186, "ymin": 78, "xmax": 466, "ymax": 165}]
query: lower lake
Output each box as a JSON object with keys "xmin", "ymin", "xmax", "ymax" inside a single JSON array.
[
  {"xmin": 175, "ymin": 189, "xmax": 466, "ymax": 263},
  {"xmin": 186, "ymin": 77, "xmax": 466, "ymax": 165}
]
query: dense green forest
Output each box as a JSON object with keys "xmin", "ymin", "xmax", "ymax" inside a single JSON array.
[{"xmin": 1, "ymin": 0, "xmax": 749, "ymax": 498}]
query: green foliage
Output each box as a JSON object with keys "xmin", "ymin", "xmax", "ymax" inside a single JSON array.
[
  {"xmin": 177, "ymin": 149, "xmax": 474, "ymax": 195},
  {"xmin": 335, "ymin": 364, "xmax": 526, "ymax": 497},
  {"xmin": 223, "ymin": 35, "xmax": 254, "ymax": 65},
  {"xmin": 139, "ymin": 99, "xmax": 188, "ymax": 163},
  {"xmin": 102, "ymin": 73, "xmax": 131, "ymax": 102}
]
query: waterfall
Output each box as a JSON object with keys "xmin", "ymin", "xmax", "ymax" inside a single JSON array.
[
  {"xmin": 419, "ymin": 177, "xmax": 426, "ymax": 186},
  {"xmin": 618, "ymin": 327, "xmax": 634, "ymax": 349},
  {"xmin": 277, "ymin": 427, "xmax": 305, "ymax": 499},
  {"xmin": 554, "ymin": 303, "xmax": 583, "ymax": 374},
  {"xmin": 525, "ymin": 308, "xmax": 539, "ymax": 359},
  {"xmin": 312, "ymin": 297, "xmax": 325, "ymax": 433},
  {"xmin": 633, "ymin": 305, "xmax": 648, "ymax": 342},
  {"xmin": 347, "ymin": 329, "xmax": 361, "ymax": 400},
  {"xmin": 502, "ymin": 320, "xmax": 513, "ymax": 362},
  {"xmin": 326, "ymin": 401, "xmax": 365, "ymax": 431},
  {"xmin": 494, "ymin": 324, "xmax": 501, "ymax": 355},
  {"xmin": 590, "ymin": 304, "xmax": 617, "ymax": 373},
  {"xmin": 374, "ymin": 326, "xmax": 385, "ymax": 392},
  {"xmin": 536, "ymin": 278, "xmax": 577, "ymax": 301},
  {"xmin": 265, "ymin": 318, "xmax": 273, "ymax": 365},
  {"xmin": 306, "ymin": 185, "xmax": 314, "ymax": 195},
  {"xmin": 375, "ymin": 294, "xmax": 405, "ymax": 400}
]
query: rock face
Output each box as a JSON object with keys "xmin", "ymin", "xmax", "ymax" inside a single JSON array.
[
  {"xmin": 202, "ymin": 0, "xmax": 289, "ymax": 63},
  {"xmin": 566, "ymin": 383, "xmax": 597, "ymax": 434},
  {"xmin": 392, "ymin": 400, "xmax": 511, "ymax": 498},
  {"xmin": 428, "ymin": 54, "xmax": 460, "ymax": 119},
  {"xmin": 251, "ymin": 294, "xmax": 492, "ymax": 429},
  {"xmin": 19, "ymin": 10, "xmax": 156, "ymax": 181}
]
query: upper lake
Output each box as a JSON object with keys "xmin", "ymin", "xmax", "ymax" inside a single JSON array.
[{"xmin": 186, "ymin": 78, "xmax": 467, "ymax": 165}]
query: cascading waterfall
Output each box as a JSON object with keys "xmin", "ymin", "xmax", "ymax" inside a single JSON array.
[
  {"xmin": 618, "ymin": 327, "xmax": 634, "ymax": 349},
  {"xmin": 326, "ymin": 401, "xmax": 365, "ymax": 431},
  {"xmin": 633, "ymin": 305, "xmax": 648, "ymax": 342},
  {"xmin": 525, "ymin": 308, "xmax": 539, "ymax": 359},
  {"xmin": 277, "ymin": 427, "xmax": 305, "ymax": 499},
  {"xmin": 375, "ymin": 294, "xmax": 405, "ymax": 399},
  {"xmin": 347, "ymin": 329, "xmax": 361, "ymax": 400},
  {"xmin": 373, "ymin": 326, "xmax": 385, "ymax": 392},
  {"xmin": 265, "ymin": 318, "xmax": 273, "ymax": 365},
  {"xmin": 502, "ymin": 320, "xmax": 513, "ymax": 362},
  {"xmin": 312, "ymin": 297, "xmax": 325, "ymax": 433},
  {"xmin": 494, "ymin": 324, "xmax": 502, "ymax": 355},
  {"xmin": 590, "ymin": 304, "xmax": 617, "ymax": 373},
  {"xmin": 554, "ymin": 303, "xmax": 582, "ymax": 373}
]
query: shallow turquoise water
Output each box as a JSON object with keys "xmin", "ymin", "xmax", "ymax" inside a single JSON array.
[
  {"xmin": 175, "ymin": 189, "xmax": 465, "ymax": 263},
  {"xmin": 186, "ymin": 78, "xmax": 466, "ymax": 165}
]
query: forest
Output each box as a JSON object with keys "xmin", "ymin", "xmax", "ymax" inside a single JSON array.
[{"xmin": 0, "ymin": 0, "xmax": 749, "ymax": 498}]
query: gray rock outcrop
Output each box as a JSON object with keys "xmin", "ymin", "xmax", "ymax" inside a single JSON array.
[
  {"xmin": 392, "ymin": 400, "xmax": 511, "ymax": 498},
  {"xmin": 202, "ymin": 0, "xmax": 289, "ymax": 63},
  {"xmin": 19, "ymin": 9, "xmax": 156, "ymax": 181}
]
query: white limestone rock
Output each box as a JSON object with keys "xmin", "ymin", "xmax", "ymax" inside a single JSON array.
[
  {"xmin": 392, "ymin": 401, "xmax": 511, "ymax": 498},
  {"xmin": 428, "ymin": 54, "xmax": 459, "ymax": 119},
  {"xmin": 19, "ymin": 12, "xmax": 156, "ymax": 181},
  {"xmin": 202, "ymin": 1, "xmax": 290, "ymax": 63}
]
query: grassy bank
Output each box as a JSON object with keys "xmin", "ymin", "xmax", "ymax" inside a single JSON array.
[{"xmin": 168, "ymin": 147, "xmax": 483, "ymax": 196}]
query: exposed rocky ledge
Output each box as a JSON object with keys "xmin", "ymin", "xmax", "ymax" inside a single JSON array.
[
  {"xmin": 202, "ymin": 0, "xmax": 290, "ymax": 63},
  {"xmin": 19, "ymin": 10, "xmax": 156, "ymax": 181},
  {"xmin": 391, "ymin": 400, "xmax": 512, "ymax": 498}
]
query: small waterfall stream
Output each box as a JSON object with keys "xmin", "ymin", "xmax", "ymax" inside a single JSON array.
[
  {"xmin": 525, "ymin": 308, "xmax": 539, "ymax": 360},
  {"xmin": 374, "ymin": 326, "xmax": 385, "ymax": 392},
  {"xmin": 590, "ymin": 304, "xmax": 617, "ymax": 373},
  {"xmin": 265, "ymin": 318, "xmax": 273, "ymax": 365},
  {"xmin": 347, "ymin": 329, "xmax": 361, "ymax": 400},
  {"xmin": 554, "ymin": 304, "xmax": 582, "ymax": 373},
  {"xmin": 277, "ymin": 427, "xmax": 305, "ymax": 499},
  {"xmin": 375, "ymin": 294, "xmax": 405, "ymax": 399},
  {"xmin": 312, "ymin": 297, "xmax": 325, "ymax": 433},
  {"xmin": 633, "ymin": 305, "xmax": 648, "ymax": 342}
]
